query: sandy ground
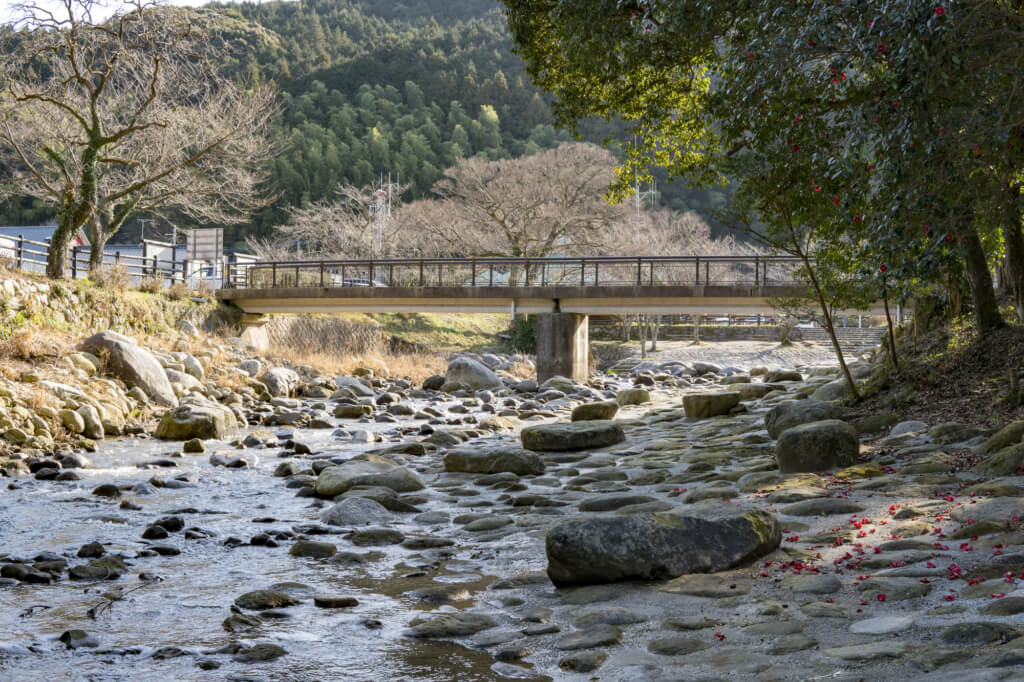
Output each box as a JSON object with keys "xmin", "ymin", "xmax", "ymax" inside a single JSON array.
[{"xmin": 628, "ymin": 339, "xmax": 855, "ymax": 371}]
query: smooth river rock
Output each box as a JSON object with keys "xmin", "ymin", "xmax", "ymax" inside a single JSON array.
[
  {"xmin": 765, "ymin": 400, "xmax": 847, "ymax": 439},
  {"xmin": 315, "ymin": 459, "xmax": 425, "ymax": 496},
  {"xmin": 520, "ymin": 421, "xmax": 625, "ymax": 452},
  {"xmin": 775, "ymin": 419, "xmax": 859, "ymax": 473},
  {"xmin": 154, "ymin": 398, "xmax": 239, "ymax": 440},
  {"xmin": 443, "ymin": 446, "xmax": 545, "ymax": 476},
  {"xmin": 682, "ymin": 391, "xmax": 740, "ymax": 418},
  {"xmin": 80, "ymin": 330, "xmax": 177, "ymax": 407},
  {"xmin": 545, "ymin": 507, "xmax": 780, "ymax": 586}
]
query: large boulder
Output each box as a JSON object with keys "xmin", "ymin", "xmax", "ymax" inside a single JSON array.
[
  {"xmin": 443, "ymin": 446, "xmax": 545, "ymax": 476},
  {"xmin": 571, "ymin": 401, "xmax": 619, "ymax": 422},
  {"xmin": 811, "ymin": 379, "xmax": 850, "ymax": 402},
  {"xmin": 545, "ymin": 508, "xmax": 780, "ymax": 586},
  {"xmin": 764, "ymin": 400, "xmax": 847, "ymax": 439},
  {"xmin": 775, "ymin": 419, "xmax": 859, "ymax": 473},
  {"xmin": 682, "ymin": 391, "xmax": 740, "ymax": 418},
  {"xmin": 521, "ymin": 421, "xmax": 625, "ymax": 452},
  {"xmin": 80, "ymin": 331, "xmax": 177, "ymax": 407},
  {"xmin": 541, "ymin": 376, "xmax": 577, "ymax": 394},
  {"xmin": 259, "ymin": 368, "xmax": 300, "ymax": 397},
  {"xmin": 315, "ymin": 458, "xmax": 425, "ymax": 497},
  {"xmin": 765, "ymin": 369, "xmax": 803, "ymax": 382},
  {"xmin": 444, "ymin": 356, "xmax": 501, "ymax": 390},
  {"xmin": 154, "ymin": 397, "xmax": 239, "ymax": 440}
]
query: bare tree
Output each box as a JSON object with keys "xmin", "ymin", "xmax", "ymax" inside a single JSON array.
[
  {"xmin": 410, "ymin": 142, "xmax": 633, "ymax": 263},
  {"xmin": 0, "ymin": 0, "xmax": 276, "ymax": 277},
  {"xmin": 252, "ymin": 182, "xmax": 416, "ymax": 260}
]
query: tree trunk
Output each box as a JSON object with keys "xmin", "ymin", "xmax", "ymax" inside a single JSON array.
[
  {"xmin": 961, "ymin": 228, "xmax": 1004, "ymax": 332},
  {"xmin": 882, "ymin": 287, "xmax": 899, "ymax": 369},
  {"xmin": 88, "ymin": 228, "xmax": 110, "ymax": 275},
  {"xmin": 46, "ymin": 215, "xmax": 78, "ymax": 279},
  {"xmin": 639, "ymin": 315, "xmax": 647, "ymax": 358},
  {"xmin": 1003, "ymin": 181, "xmax": 1024, "ymax": 321},
  {"xmin": 802, "ymin": 253, "xmax": 859, "ymax": 401}
]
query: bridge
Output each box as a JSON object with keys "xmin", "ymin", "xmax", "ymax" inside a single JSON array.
[{"xmin": 218, "ymin": 255, "xmax": 886, "ymax": 382}]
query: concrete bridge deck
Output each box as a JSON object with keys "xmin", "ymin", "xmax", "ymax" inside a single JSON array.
[
  {"xmin": 217, "ymin": 255, "xmax": 888, "ymax": 315},
  {"xmin": 216, "ymin": 256, "xmax": 886, "ymax": 382}
]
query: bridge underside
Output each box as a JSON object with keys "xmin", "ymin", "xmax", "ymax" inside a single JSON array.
[{"xmin": 217, "ymin": 284, "xmax": 890, "ymax": 316}]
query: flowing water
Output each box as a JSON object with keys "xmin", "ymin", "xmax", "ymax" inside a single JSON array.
[{"xmin": 0, "ymin": 406, "xmax": 551, "ymax": 681}]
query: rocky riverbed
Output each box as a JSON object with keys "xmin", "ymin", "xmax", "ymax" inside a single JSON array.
[{"xmin": 3, "ymin": 336, "xmax": 1024, "ymax": 681}]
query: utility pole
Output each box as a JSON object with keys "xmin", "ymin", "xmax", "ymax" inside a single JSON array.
[{"xmin": 139, "ymin": 218, "xmax": 151, "ymax": 242}]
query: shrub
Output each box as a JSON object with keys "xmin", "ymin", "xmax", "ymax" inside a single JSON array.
[
  {"xmin": 138, "ymin": 275, "xmax": 165, "ymax": 293},
  {"xmin": 90, "ymin": 265, "xmax": 131, "ymax": 293},
  {"xmin": 164, "ymin": 282, "xmax": 188, "ymax": 300},
  {"xmin": 508, "ymin": 315, "xmax": 537, "ymax": 354}
]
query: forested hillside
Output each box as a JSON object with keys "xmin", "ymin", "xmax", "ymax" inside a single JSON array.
[{"xmin": 0, "ymin": 0, "xmax": 729, "ymax": 246}]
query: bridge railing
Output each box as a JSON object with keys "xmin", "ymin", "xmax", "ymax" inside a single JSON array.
[{"xmin": 225, "ymin": 255, "xmax": 806, "ymax": 290}]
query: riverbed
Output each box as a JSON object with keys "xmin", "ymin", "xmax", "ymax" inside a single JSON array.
[{"xmin": 2, "ymin": 347, "xmax": 1022, "ymax": 681}]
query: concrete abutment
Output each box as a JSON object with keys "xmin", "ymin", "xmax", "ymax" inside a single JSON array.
[{"xmin": 536, "ymin": 313, "xmax": 589, "ymax": 384}]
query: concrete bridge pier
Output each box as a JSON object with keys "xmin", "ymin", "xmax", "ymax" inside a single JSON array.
[
  {"xmin": 536, "ymin": 313, "xmax": 589, "ymax": 384},
  {"xmin": 239, "ymin": 313, "xmax": 270, "ymax": 352}
]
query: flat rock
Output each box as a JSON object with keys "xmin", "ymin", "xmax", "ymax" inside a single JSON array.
[
  {"xmin": 443, "ymin": 447, "xmax": 545, "ymax": 476},
  {"xmin": 407, "ymin": 612, "xmax": 498, "ymax": 638},
  {"xmin": 823, "ymin": 641, "xmax": 909, "ymax": 661},
  {"xmin": 521, "ymin": 421, "xmax": 625, "ymax": 452},
  {"xmin": 545, "ymin": 508, "xmax": 779, "ymax": 586},
  {"xmin": 682, "ymin": 391, "xmax": 740, "ymax": 418},
  {"xmin": 647, "ymin": 637, "xmax": 710, "ymax": 656},
  {"xmin": 554, "ymin": 624, "xmax": 623, "ymax": 650},
  {"xmin": 571, "ymin": 401, "xmax": 619, "ymax": 422},
  {"xmin": 849, "ymin": 615, "xmax": 918, "ymax": 635},
  {"xmin": 659, "ymin": 573, "xmax": 752, "ymax": 598},
  {"xmin": 780, "ymin": 498, "xmax": 865, "ymax": 516},
  {"xmin": 315, "ymin": 459, "xmax": 425, "ymax": 496},
  {"xmin": 234, "ymin": 589, "xmax": 300, "ymax": 610},
  {"xmin": 775, "ymin": 420, "xmax": 859, "ymax": 473}
]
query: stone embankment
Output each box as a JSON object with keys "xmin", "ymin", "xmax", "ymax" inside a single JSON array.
[{"xmin": 4, "ymin": 283, "xmax": 1024, "ymax": 679}]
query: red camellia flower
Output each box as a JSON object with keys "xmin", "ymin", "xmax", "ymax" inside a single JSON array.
[
  {"xmin": 879, "ymin": 264, "xmax": 887, "ymax": 272},
  {"xmin": 944, "ymin": 234, "xmax": 954, "ymax": 242},
  {"xmin": 876, "ymin": 594, "xmax": 886, "ymax": 601},
  {"xmin": 936, "ymin": 6, "xmax": 946, "ymax": 16},
  {"xmin": 877, "ymin": 44, "xmax": 886, "ymax": 53},
  {"xmin": 924, "ymin": 224, "xmax": 930, "ymax": 234}
]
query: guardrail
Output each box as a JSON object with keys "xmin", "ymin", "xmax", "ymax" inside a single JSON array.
[
  {"xmin": 0, "ymin": 234, "xmax": 207, "ymax": 286},
  {"xmin": 225, "ymin": 255, "xmax": 806, "ymax": 290}
]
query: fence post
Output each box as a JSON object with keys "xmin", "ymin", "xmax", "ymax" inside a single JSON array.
[
  {"xmin": 419, "ymin": 259, "xmax": 424, "ymax": 286},
  {"xmin": 272, "ymin": 262, "xmax": 277, "ymax": 287},
  {"xmin": 695, "ymin": 256, "xmax": 700, "ymax": 285},
  {"xmin": 594, "ymin": 261, "xmax": 599, "ymax": 286},
  {"xmin": 71, "ymin": 246, "xmax": 79, "ymax": 279},
  {"xmin": 368, "ymin": 259, "xmax": 374, "ymax": 285},
  {"xmin": 151, "ymin": 255, "xmax": 158, "ymax": 276},
  {"xmin": 471, "ymin": 258, "xmax": 476, "ymax": 287},
  {"xmin": 16, "ymin": 235, "xmax": 23, "ymax": 270},
  {"xmin": 223, "ymin": 261, "xmax": 230, "ymax": 288},
  {"xmin": 754, "ymin": 256, "xmax": 760, "ymax": 285},
  {"xmin": 581, "ymin": 258, "xmax": 586, "ymax": 286},
  {"xmin": 320, "ymin": 261, "xmax": 325, "ymax": 287},
  {"xmin": 183, "ymin": 259, "xmax": 190, "ymax": 285},
  {"xmin": 637, "ymin": 257, "xmax": 642, "ymax": 285}
]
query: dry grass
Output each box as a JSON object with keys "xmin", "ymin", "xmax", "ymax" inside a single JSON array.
[
  {"xmin": 164, "ymin": 282, "xmax": 188, "ymax": 300},
  {"xmin": 267, "ymin": 346, "xmax": 447, "ymax": 382},
  {"xmin": 0, "ymin": 327, "xmax": 69, "ymax": 361},
  {"xmin": 89, "ymin": 265, "xmax": 131, "ymax": 293},
  {"xmin": 195, "ymin": 280, "xmax": 215, "ymax": 299},
  {"xmin": 137, "ymin": 274, "xmax": 165, "ymax": 294}
]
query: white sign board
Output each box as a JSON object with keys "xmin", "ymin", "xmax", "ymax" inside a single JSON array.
[{"xmin": 186, "ymin": 228, "xmax": 224, "ymax": 262}]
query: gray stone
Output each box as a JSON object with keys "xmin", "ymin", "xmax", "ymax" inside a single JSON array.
[
  {"xmin": 76, "ymin": 405, "xmax": 104, "ymax": 440},
  {"xmin": 407, "ymin": 612, "xmax": 498, "ymax": 638},
  {"xmin": 233, "ymin": 643, "xmax": 287, "ymax": 663},
  {"xmin": 775, "ymin": 419, "xmax": 859, "ymax": 473},
  {"xmin": 320, "ymin": 497, "xmax": 394, "ymax": 526},
  {"xmin": 521, "ymin": 421, "xmax": 625, "ymax": 452},
  {"xmin": 849, "ymin": 615, "xmax": 918, "ymax": 635},
  {"xmin": 780, "ymin": 497, "xmax": 865, "ymax": 516},
  {"xmin": 315, "ymin": 459, "xmax": 425, "ymax": 496},
  {"xmin": 545, "ymin": 508, "xmax": 779, "ymax": 586},
  {"xmin": 154, "ymin": 398, "xmax": 238, "ymax": 440},
  {"xmin": 891, "ymin": 420, "xmax": 928, "ymax": 436},
  {"xmin": 558, "ymin": 651, "xmax": 607, "ymax": 673},
  {"xmin": 571, "ymin": 607, "xmax": 648, "ymax": 627},
  {"xmin": 571, "ymin": 401, "xmax": 619, "ymax": 422},
  {"xmin": 444, "ymin": 357, "xmax": 502, "ymax": 390},
  {"xmin": 289, "ymin": 539, "xmax": 336, "ymax": 558},
  {"xmin": 80, "ymin": 331, "xmax": 177, "ymax": 407},
  {"xmin": 823, "ymin": 641, "xmax": 909, "ymax": 661},
  {"xmin": 647, "ymin": 637, "xmax": 710, "ymax": 656},
  {"xmin": 234, "ymin": 589, "xmax": 300, "ymax": 610},
  {"xmin": 443, "ymin": 446, "xmax": 545, "ymax": 476},
  {"xmin": 765, "ymin": 400, "xmax": 847, "ymax": 439},
  {"xmin": 616, "ymin": 388, "xmax": 650, "ymax": 406},
  {"xmin": 682, "ymin": 391, "xmax": 740, "ymax": 418},
  {"xmin": 335, "ymin": 375, "xmax": 375, "ymax": 397},
  {"xmin": 555, "ymin": 624, "xmax": 623, "ymax": 650},
  {"xmin": 259, "ymin": 367, "xmax": 300, "ymax": 397}
]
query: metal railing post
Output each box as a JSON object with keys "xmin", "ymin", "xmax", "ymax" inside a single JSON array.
[
  {"xmin": 223, "ymin": 261, "xmax": 230, "ymax": 288},
  {"xmin": 580, "ymin": 258, "xmax": 586, "ymax": 286},
  {"xmin": 419, "ymin": 259, "xmax": 424, "ymax": 286},
  {"xmin": 16, "ymin": 235, "xmax": 23, "ymax": 271},
  {"xmin": 695, "ymin": 256, "xmax": 700, "ymax": 285},
  {"xmin": 320, "ymin": 261, "xmax": 325, "ymax": 287},
  {"xmin": 594, "ymin": 261, "xmax": 599, "ymax": 285},
  {"xmin": 152, "ymin": 255, "xmax": 158, "ymax": 275},
  {"xmin": 637, "ymin": 257, "xmax": 642, "ymax": 285},
  {"xmin": 471, "ymin": 259, "xmax": 476, "ymax": 287},
  {"xmin": 272, "ymin": 262, "xmax": 277, "ymax": 287},
  {"xmin": 754, "ymin": 256, "xmax": 760, "ymax": 285},
  {"xmin": 71, "ymin": 246, "xmax": 79, "ymax": 279},
  {"xmin": 649, "ymin": 260, "xmax": 654, "ymax": 286},
  {"xmin": 705, "ymin": 260, "xmax": 710, "ymax": 285},
  {"xmin": 368, "ymin": 260, "xmax": 374, "ymax": 285}
]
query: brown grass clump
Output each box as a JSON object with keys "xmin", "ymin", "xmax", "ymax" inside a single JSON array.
[
  {"xmin": 268, "ymin": 346, "xmax": 446, "ymax": 382},
  {"xmin": 0, "ymin": 327, "xmax": 69, "ymax": 361},
  {"xmin": 137, "ymin": 274, "xmax": 165, "ymax": 294},
  {"xmin": 195, "ymin": 280, "xmax": 216, "ymax": 299},
  {"xmin": 164, "ymin": 282, "xmax": 188, "ymax": 301},
  {"xmin": 89, "ymin": 265, "xmax": 131, "ymax": 293}
]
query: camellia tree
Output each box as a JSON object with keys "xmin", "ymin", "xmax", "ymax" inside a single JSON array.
[{"xmin": 503, "ymin": 0, "xmax": 1024, "ymax": 343}]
